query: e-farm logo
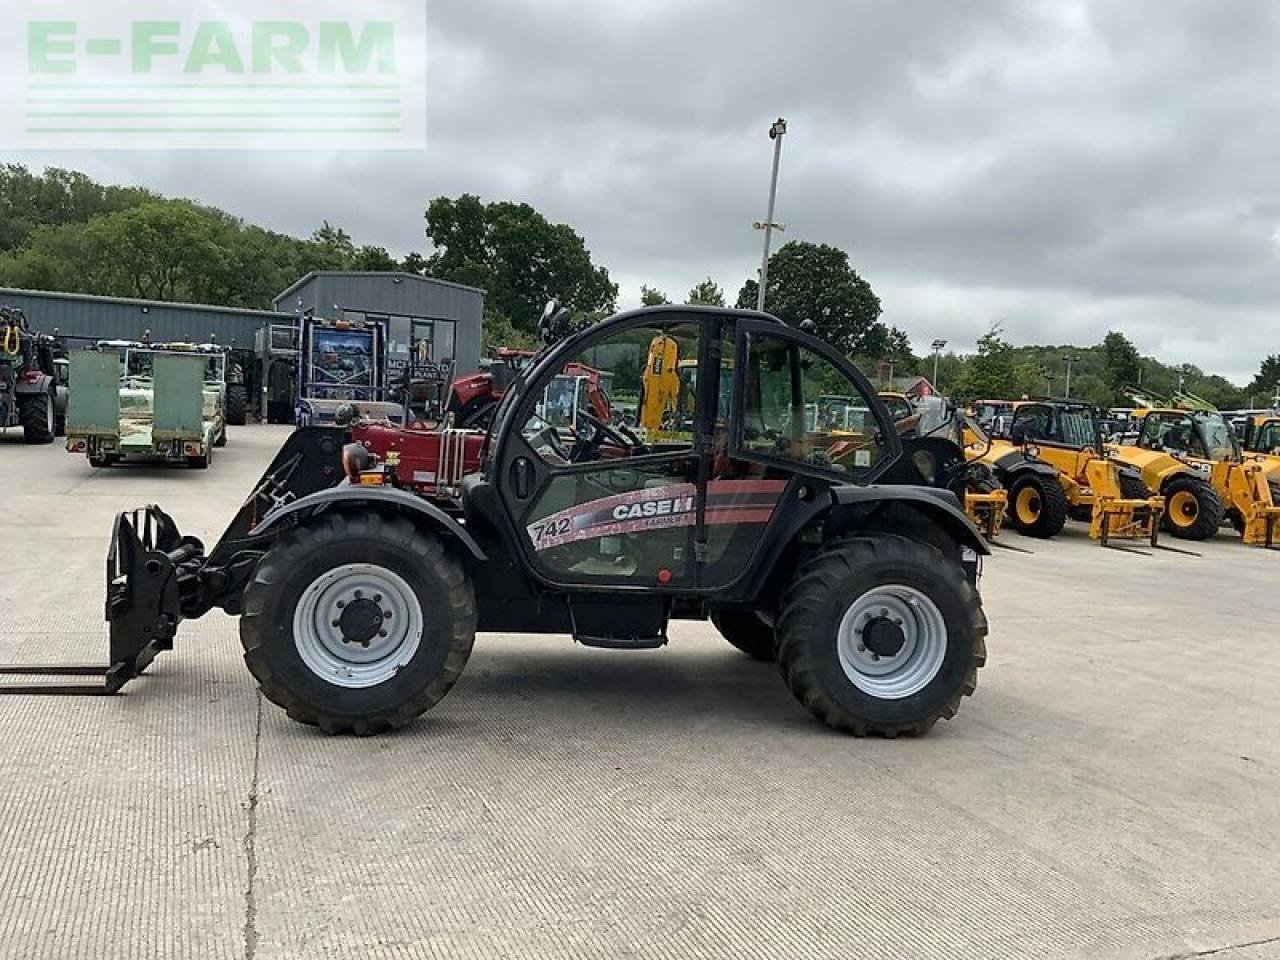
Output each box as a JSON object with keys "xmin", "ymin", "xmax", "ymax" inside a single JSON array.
[{"xmin": 4, "ymin": 1, "xmax": 427, "ymax": 149}]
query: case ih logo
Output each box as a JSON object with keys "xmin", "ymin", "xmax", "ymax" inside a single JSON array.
[
  {"xmin": 4, "ymin": 0, "xmax": 427, "ymax": 149},
  {"xmin": 527, "ymin": 480, "xmax": 788, "ymax": 552}
]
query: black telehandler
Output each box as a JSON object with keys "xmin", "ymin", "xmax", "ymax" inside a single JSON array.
[{"xmin": 1, "ymin": 305, "xmax": 990, "ymax": 737}]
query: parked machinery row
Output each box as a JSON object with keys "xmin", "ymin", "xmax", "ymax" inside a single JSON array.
[{"xmin": 958, "ymin": 392, "xmax": 1279, "ymax": 549}]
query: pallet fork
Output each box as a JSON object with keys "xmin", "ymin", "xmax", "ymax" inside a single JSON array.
[
  {"xmin": 963, "ymin": 488, "xmax": 1007, "ymax": 540},
  {"xmin": 0, "ymin": 509, "xmax": 195, "ymax": 694},
  {"xmin": 1085, "ymin": 460, "xmax": 1165, "ymax": 549},
  {"xmin": 1229, "ymin": 461, "xmax": 1280, "ymax": 548}
]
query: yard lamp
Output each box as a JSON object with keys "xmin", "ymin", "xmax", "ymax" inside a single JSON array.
[
  {"xmin": 930, "ymin": 339, "xmax": 947, "ymax": 391},
  {"xmin": 1063, "ymin": 355, "xmax": 1080, "ymax": 399},
  {"xmin": 753, "ymin": 117, "xmax": 788, "ymax": 312}
]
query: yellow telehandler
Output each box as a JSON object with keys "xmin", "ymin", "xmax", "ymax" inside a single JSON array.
[
  {"xmin": 1108, "ymin": 398, "xmax": 1279, "ymax": 546},
  {"xmin": 967, "ymin": 401, "xmax": 1164, "ymax": 545}
]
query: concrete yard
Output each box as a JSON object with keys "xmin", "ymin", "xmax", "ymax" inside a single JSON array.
[{"xmin": 1, "ymin": 424, "xmax": 1277, "ymax": 960}]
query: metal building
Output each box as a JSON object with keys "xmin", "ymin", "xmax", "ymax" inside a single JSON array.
[
  {"xmin": 273, "ymin": 272, "xmax": 485, "ymax": 377},
  {"xmin": 0, "ymin": 286, "xmax": 277, "ymax": 351}
]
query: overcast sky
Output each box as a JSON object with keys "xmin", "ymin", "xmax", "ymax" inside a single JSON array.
[{"xmin": 11, "ymin": 0, "xmax": 1280, "ymax": 383}]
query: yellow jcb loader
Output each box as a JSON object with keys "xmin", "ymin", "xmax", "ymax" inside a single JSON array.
[
  {"xmin": 1108, "ymin": 400, "xmax": 1278, "ymax": 545},
  {"xmin": 960, "ymin": 401, "xmax": 1070, "ymax": 539},
  {"xmin": 999, "ymin": 402, "xmax": 1165, "ymax": 546}
]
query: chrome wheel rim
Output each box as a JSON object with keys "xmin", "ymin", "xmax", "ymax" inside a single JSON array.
[
  {"xmin": 293, "ymin": 563, "xmax": 423, "ymax": 688},
  {"xmin": 836, "ymin": 585, "xmax": 948, "ymax": 699}
]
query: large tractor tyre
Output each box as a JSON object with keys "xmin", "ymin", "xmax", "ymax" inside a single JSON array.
[
  {"xmin": 456, "ymin": 397, "xmax": 498, "ymax": 431},
  {"xmin": 18, "ymin": 392, "xmax": 54, "ymax": 445},
  {"xmin": 1160, "ymin": 476, "xmax": 1222, "ymax": 541},
  {"xmin": 241, "ymin": 512, "xmax": 476, "ymax": 735},
  {"xmin": 776, "ymin": 534, "xmax": 987, "ymax": 737},
  {"xmin": 225, "ymin": 385, "xmax": 249, "ymax": 426},
  {"xmin": 710, "ymin": 610, "xmax": 777, "ymax": 662},
  {"xmin": 1006, "ymin": 473, "xmax": 1068, "ymax": 538},
  {"xmin": 1118, "ymin": 468, "xmax": 1151, "ymax": 501}
]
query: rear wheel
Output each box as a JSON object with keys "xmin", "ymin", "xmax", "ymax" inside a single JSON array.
[
  {"xmin": 226, "ymin": 385, "xmax": 248, "ymax": 426},
  {"xmin": 456, "ymin": 397, "xmax": 497, "ymax": 430},
  {"xmin": 241, "ymin": 512, "xmax": 476, "ymax": 735},
  {"xmin": 1161, "ymin": 475, "xmax": 1222, "ymax": 540},
  {"xmin": 1006, "ymin": 473, "xmax": 1068, "ymax": 538},
  {"xmin": 776, "ymin": 534, "xmax": 986, "ymax": 737},
  {"xmin": 710, "ymin": 610, "xmax": 776, "ymax": 662},
  {"xmin": 18, "ymin": 392, "xmax": 54, "ymax": 444}
]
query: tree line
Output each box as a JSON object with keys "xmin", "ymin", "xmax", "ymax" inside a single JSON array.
[{"xmin": 0, "ymin": 163, "xmax": 1274, "ymax": 407}]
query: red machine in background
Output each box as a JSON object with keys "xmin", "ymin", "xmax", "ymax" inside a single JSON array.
[{"xmin": 447, "ymin": 347, "xmax": 612, "ymax": 430}]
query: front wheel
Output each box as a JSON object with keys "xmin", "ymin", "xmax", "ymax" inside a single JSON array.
[
  {"xmin": 18, "ymin": 392, "xmax": 54, "ymax": 444},
  {"xmin": 1006, "ymin": 472, "xmax": 1068, "ymax": 538},
  {"xmin": 1161, "ymin": 475, "xmax": 1222, "ymax": 540},
  {"xmin": 776, "ymin": 534, "xmax": 987, "ymax": 737},
  {"xmin": 240, "ymin": 512, "xmax": 476, "ymax": 735}
]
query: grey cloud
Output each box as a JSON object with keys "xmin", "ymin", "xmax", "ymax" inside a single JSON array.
[{"xmin": 8, "ymin": 0, "xmax": 1279, "ymax": 382}]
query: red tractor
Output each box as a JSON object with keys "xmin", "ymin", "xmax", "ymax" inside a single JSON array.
[
  {"xmin": 448, "ymin": 347, "xmax": 612, "ymax": 430},
  {"xmin": 0, "ymin": 306, "xmax": 61, "ymax": 444}
]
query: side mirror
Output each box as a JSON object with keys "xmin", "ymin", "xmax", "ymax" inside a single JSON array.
[{"xmin": 1010, "ymin": 423, "xmax": 1030, "ymax": 444}]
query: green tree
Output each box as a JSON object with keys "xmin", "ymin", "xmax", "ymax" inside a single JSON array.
[
  {"xmin": 640, "ymin": 284, "xmax": 669, "ymax": 306},
  {"xmin": 0, "ymin": 164, "xmax": 155, "ymax": 253},
  {"xmin": 350, "ymin": 244, "xmax": 399, "ymax": 272},
  {"xmin": 862, "ymin": 324, "xmax": 917, "ymax": 375},
  {"xmin": 481, "ymin": 306, "xmax": 539, "ymax": 355},
  {"xmin": 1246, "ymin": 355, "xmax": 1280, "ymax": 405},
  {"xmin": 736, "ymin": 241, "xmax": 884, "ymax": 354},
  {"xmin": 955, "ymin": 325, "xmax": 1017, "ymax": 400},
  {"xmin": 1100, "ymin": 331, "xmax": 1141, "ymax": 402},
  {"xmin": 686, "ymin": 277, "xmax": 725, "ymax": 306},
  {"xmin": 400, "ymin": 251, "xmax": 429, "ymax": 275},
  {"xmin": 424, "ymin": 194, "xmax": 617, "ymax": 333}
]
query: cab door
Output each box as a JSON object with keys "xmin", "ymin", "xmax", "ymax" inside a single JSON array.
[
  {"xmin": 495, "ymin": 312, "xmax": 709, "ymax": 590},
  {"xmin": 696, "ymin": 318, "xmax": 897, "ymax": 590}
]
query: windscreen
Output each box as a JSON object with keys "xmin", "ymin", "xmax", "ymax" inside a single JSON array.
[
  {"xmin": 310, "ymin": 328, "xmax": 376, "ymax": 401},
  {"xmin": 1059, "ymin": 409, "xmax": 1100, "ymax": 450},
  {"xmin": 1198, "ymin": 414, "xmax": 1238, "ymax": 460}
]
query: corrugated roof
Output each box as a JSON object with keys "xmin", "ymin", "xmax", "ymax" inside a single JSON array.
[
  {"xmin": 0, "ymin": 286, "xmax": 280, "ymax": 319},
  {"xmin": 273, "ymin": 271, "xmax": 486, "ymax": 304}
]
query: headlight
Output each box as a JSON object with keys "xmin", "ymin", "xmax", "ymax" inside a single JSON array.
[
  {"xmin": 911, "ymin": 450, "xmax": 937, "ymax": 485},
  {"xmin": 1024, "ymin": 444, "xmax": 1040, "ymax": 459}
]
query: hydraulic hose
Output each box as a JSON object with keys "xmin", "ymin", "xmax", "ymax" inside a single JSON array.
[{"xmin": 0, "ymin": 324, "xmax": 20, "ymax": 357}]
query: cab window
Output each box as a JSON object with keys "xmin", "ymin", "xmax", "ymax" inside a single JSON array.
[
  {"xmin": 737, "ymin": 330, "xmax": 887, "ymax": 477},
  {"xmin": 519, "ymin": 320, "xmax": 700, "ymax": 466}
]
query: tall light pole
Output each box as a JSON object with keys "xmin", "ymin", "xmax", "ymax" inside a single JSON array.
[
  {"xmin": 930, "ymin": 339, "xmax": 947, "ymax": 391},
  {"xmin": 1063, "ymin": 355, "xmax": 1080, "ymax": 398},
  {"xmin": 753, "ymin": 117, "xmax": 788, "ymax": 312}
]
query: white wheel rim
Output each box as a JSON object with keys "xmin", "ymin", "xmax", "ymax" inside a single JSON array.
[
  {"xmin": 293, "ymin": 563, "xmax": 424, "ymax": 688},
  {"xmin": 836, "ymin": 585, "xmax": 948, "ymax": 699}
]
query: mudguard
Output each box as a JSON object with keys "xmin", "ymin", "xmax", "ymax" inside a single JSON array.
[
  {"xmin": 992, "ymin": 451, "xmax": 1059, "ymax": 480},
  {"xmin": 831, "ymin": 484, "xmax": 991, "ymax": 556},
  {"xmin": 250, "ymin": 483, "xmax": 487, "ymax": 560}
]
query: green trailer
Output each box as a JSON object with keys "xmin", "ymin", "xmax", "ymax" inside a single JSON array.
[{"xmin": 66, "ymin": 343, "xmax": 227, "ymax": 469}]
